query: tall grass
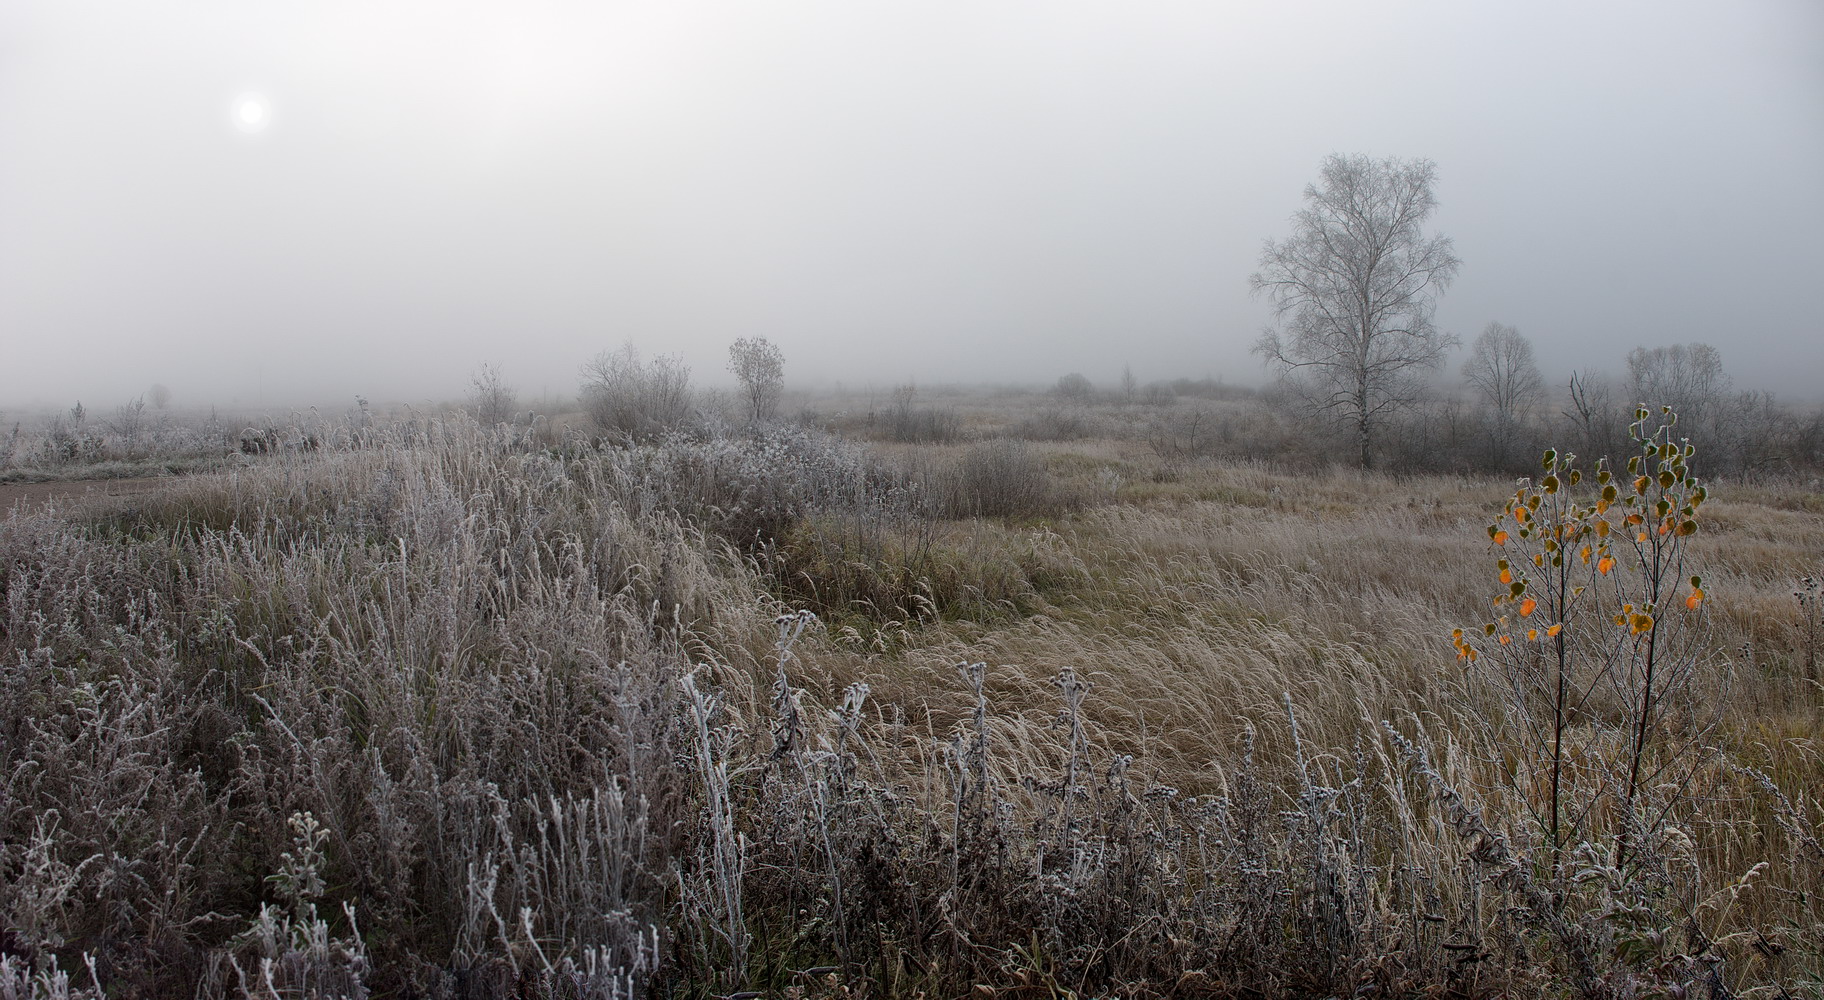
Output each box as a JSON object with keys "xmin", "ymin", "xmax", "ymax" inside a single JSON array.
[{"xmin": 1, "ymin": 413, "xmax": 1819, "ymax": 997}]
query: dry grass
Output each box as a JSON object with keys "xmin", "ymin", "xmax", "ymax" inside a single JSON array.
[{"xmin": 2, "ymin": 401, "xmax": 1820, "ymax": 998}]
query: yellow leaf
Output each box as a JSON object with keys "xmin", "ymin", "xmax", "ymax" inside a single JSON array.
[
  {"xmin": 1579, "ymin": 545, "xmax": 1592, "ymax": 565},
  {"xmin": 1596, "ymin": 520, "xmax": 1611, "ymax": 538}
]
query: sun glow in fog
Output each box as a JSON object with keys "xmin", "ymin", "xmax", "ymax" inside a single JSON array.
[{"xmin": 232, "ymin": 93, "xmax": 270, "ymax": 133}]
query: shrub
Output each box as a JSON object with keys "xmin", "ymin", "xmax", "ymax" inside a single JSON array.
[
  {"xmin": 880, "ymin": 384, "xmax": 960, "ymax": 443},
  {"xmin": 468, "ymin": 362, "xmax": 517, "ymax": 425},
  {"xmin": 580, "ymin": 343, "xmax": 694, "ymax": 442},
  {"xmin": 586, "ymin": 426, "xmax": 886, "ymax": 548},
  {"xmin": 1054, "ymin": 372, "xmax": 1094, "ymax": 404},
  {"xmin": 949, "ymin": 438, "xmax": 1062, "ymax": 519},
  {"xmin": 1012, "ymin": 406, "xmax": 1093, "ymax": 441},
  {"xmin": 1441, "ymin": 406, "xmax": 1735, "ymax": 995}
]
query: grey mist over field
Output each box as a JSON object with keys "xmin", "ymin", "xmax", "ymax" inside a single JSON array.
[{"xmin": 2, "ymin": 1, "xmax": 1821, "ymax": 410}]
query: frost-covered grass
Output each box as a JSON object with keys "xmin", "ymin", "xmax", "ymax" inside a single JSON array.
[{"xmin": 2, "ymin": 405, "xmax": 1820, "ymax": 997}]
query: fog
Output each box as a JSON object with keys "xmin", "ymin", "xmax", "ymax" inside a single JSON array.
[{"xmin": 3, "ymin": 1, "xmax": 1821, "ymax": 411}]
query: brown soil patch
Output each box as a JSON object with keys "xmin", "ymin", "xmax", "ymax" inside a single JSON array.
[{"xmin": 0, "ymin": 477, "xmax": 176, "ymax": 517}]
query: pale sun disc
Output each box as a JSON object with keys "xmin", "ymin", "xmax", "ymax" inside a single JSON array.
[{"xmin": 232, "ymin": 93, "xmax": 271, "ymax": 133}]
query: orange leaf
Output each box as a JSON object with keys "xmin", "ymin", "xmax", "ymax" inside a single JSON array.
[
  {"xmin": 1497, "ymin": 634, "xmax": 1513, "ymax": 645},
  {"xmin": 1546, "ymin": 623, "xmax": 1563, "ymax": 637},
  {"xmin": 1499, "ymin": 568, "xmax": 1513, "ymax": 585},
  {"xmin": 1598, "ymin": 556, "xmax": 1616, "ymax": 576},
  {"xmin": 1527, "ymin": 628, "xmax": 1539, "ymax": 641},
  {"xmin": 1493, "ymin": 530, "xmax": 1509, "ymax": 546},
  {"xmin": 1519, "ymin": 597, "xmax": 1537, "ymax": 617},
  {"xmin": 1685, "ymin": 588, "xmax": 1704, "ymax": 610}
]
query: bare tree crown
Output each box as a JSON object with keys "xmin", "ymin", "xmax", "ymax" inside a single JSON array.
[
  {"xmin": 728, "ymin": 337, "xmax": 785, "ymax": 424},
  {"xmin": 1626, "ymin": 343, "xmax": 1728, "ymax": 426},
  {"xmin": 1462, "ymin": 322, "xmax": 1544, "ymax": 466},
  {"xmin": 1251, "ymin": 153, "xmax": 1462, "ymax": 467}
]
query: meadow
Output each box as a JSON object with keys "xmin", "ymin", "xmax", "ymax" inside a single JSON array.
[{"xmin": 2, "ymin": 385, "xmax": 1821, "ymax": 998}]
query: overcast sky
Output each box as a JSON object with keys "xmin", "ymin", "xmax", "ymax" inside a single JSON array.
[{"xmin": 2, "ymin": 0, "xmax": 1821, "ymax": 410}]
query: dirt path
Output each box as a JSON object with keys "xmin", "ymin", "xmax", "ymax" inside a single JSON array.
[{"xmin": 0, "ymin": 477, "xmax": 177, "ymax": 517}]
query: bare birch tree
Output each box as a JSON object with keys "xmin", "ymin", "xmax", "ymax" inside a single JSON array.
[{"xmin": 1252, "ymin": 154, "xmax": 1462, "ymax": 468}]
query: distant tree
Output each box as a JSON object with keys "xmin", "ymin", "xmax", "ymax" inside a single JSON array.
[
  {"xmin": 467, "ymin": 363, "xmax": 518, "ymax": 425},
  {"xmin": 1719, "ymin": 389, "xmax": 1800, "ymax": 479},
  {"xmin": 1252, "ymin": 153, "xmax": 1462, "ymax": 468},
  {"xmin": 1055, "ymin": 373, "xmax": 1094, "ymax": 404},
  {"xmin": 1462, "ymin": 322, "xmax": 1544, "ymax": 467},
  {"xmin": 727, "ymin": 337, "xmax": 785, "ymax": 423},
  {"xmin": 1119, "ymin": 364, "xmax": 1138, "ymax": 404},
  {"xmin": 1562, "ymin": 370, "xmax": 1623, "ymax": 464},
  {"xmin": 1626, "ymin": 343, "xmax": 1728, "ymax": 430},
  {"xmin": 148, "ymin": 383, "xmax": 172, "ymax": 410}
]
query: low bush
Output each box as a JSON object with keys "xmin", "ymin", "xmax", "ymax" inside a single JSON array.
[
  {"xmin": 947, "ymin": 438, "xmax": 1065, "ymax": 519},
  {"xmin": 580, "ymin": 344, "xmax": 696, "ymax": 443}
]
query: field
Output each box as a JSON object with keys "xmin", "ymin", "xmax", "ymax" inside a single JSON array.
[{"xmin": 2, "ymin": 388, "xmax": 1821, "ymax": 998}]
